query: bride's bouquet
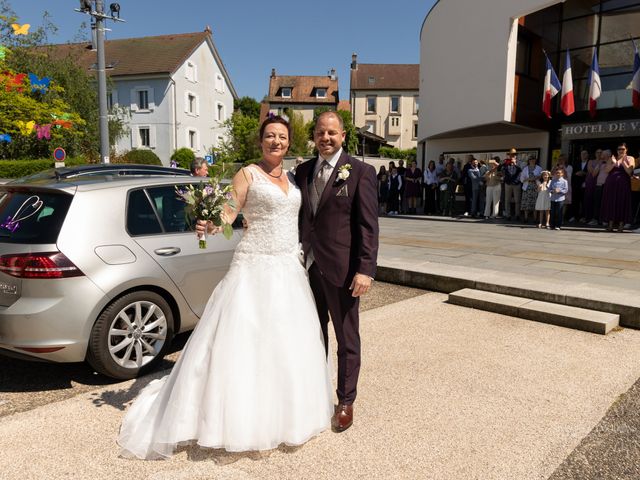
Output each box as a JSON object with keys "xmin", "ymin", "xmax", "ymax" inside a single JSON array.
[{"xmin": 176, "ymin": 178, "xmax": 235, "ymax": 248}]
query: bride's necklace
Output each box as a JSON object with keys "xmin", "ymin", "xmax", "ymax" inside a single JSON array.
[{"xmin": 259, "ymin": 161, "xmax": 283, "ymax": 179}]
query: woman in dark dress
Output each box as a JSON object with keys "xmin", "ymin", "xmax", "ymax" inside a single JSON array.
[
  {"xmin": 377, "ymin": 165, "xmax": 389, "ymax": 215},
  {"xmin": 404, "ymin": 160, "xmax": 422, "ymax": 214},
  {"xmin": 601, "ymin": 143, "xmax": 634, "ymax": 232}
]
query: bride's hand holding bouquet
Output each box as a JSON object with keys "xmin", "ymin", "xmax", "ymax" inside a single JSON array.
[{"xmin": 176, "ymin": 177, "xmax": 235, "ymax": 248}]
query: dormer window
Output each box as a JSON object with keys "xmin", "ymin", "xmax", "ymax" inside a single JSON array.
[
  {"xmin": 316, "ymin": 88, "xmax": 327, "ymax": 98},
  {"xmin": 368, "ymin": 76, "xmax": 375, "ymax": 85},
  {"xmin": 281, "ymin": 87, "xmax": 292, "ymax": 98}
]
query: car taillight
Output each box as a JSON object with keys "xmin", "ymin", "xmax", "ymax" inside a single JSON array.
[{"xmin": 0, "ymin": 252, "xmax": 84, "ymax": 279}]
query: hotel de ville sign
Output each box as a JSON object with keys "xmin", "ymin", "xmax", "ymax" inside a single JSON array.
[{"xmin": 562, "ymin": 119, "xmax": 640, "ymax": 140}]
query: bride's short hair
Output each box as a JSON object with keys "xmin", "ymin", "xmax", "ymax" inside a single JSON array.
[{"xmin": 260, "ymin": 114, "xmax": 292, "ymax": 141}]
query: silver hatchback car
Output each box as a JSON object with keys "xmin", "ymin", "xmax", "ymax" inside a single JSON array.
[{"xmin": 0, "ymin": 166, "xmax": 242, "ymax": 379}]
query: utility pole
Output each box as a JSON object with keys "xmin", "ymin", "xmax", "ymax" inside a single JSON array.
[{"xmin": 75, "ymin": 1, "xmax": 125, "ymax": 164}]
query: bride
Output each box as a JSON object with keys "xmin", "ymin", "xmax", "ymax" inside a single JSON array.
[{"xmin": 117, "ymin": 115, "xmax": 333, "ymax": 459}]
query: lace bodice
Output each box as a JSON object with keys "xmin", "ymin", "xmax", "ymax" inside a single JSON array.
[{"xmin": 233, "ymin": 166, "xmax": 301, "ymax": 259}]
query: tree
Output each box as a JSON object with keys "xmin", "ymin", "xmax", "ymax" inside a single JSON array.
[
  {"xmin": 285, "ymin": 109, "xmax": 311, "ymax": 157},
  {"xmin": 234, "ymin": 96, "xmax": 261, "ymax": 119},
  {"xmin": 0, "ymin": 1, "xmax": 99, "ymax": 158},
  {"xmin": 310, "ymin": 107, "xmax": 359, "ymax": 154},
  {"xmin": 213, "ymin": 112, "xmax": 260, "ymax": 165}
]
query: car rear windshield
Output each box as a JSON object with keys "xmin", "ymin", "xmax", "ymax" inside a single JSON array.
[{"xmin": 0, "ymin": 189, "xmax": 72, "ymax": 244}]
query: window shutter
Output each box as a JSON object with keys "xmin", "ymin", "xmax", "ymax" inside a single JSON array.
[
  {"xmin": 130, "ymin": 89, "xmax": 138, "ymax": 111},
  {"xmin": 131, "ymin": 127, "xmax": 138, "ymax": 148},
  {"xmin": 148, "ymin": 87, "xmax": 155, "ymax": 109},
  {"xmin": 150, "ymin": 126, "xmax": 157, "ymax": 148}
]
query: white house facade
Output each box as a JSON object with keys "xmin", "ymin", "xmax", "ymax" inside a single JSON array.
[{"xmin": 51, "ymin": 29, "xmax": 237, "ymax": 164}]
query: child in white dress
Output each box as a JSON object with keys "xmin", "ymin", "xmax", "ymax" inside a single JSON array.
[{"xmin": 535, "ymin": 170, "xmax": 551, "ymax": 228}]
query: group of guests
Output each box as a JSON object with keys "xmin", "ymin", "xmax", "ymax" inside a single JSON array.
[{"xmin": 375, "ymin": 144, "xmax": 640, "ymax": 232}]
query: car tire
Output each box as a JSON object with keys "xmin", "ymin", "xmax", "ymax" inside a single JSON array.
[{"xmin": 86, "ymin": 291, "xmax": 174, "ymax": 380}]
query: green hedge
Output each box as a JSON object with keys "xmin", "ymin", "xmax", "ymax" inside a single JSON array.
[
  {"xmin": 170, "ymin": 148, "xmax": 196, "ymax": 170},
  {"xmin": 378, "ymin": 146, "xmax": 417, "ymax": 161},
  {"xmin": 123, "ymin": 149, "xmax": 162, "ymax": 165},
  {"xmin": 0, "ymin": 157, "xmax": 86, "ymax": 178}
]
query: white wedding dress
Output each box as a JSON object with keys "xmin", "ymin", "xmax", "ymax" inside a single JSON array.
[{"xmin": 117, "ymin": 166, "xmax": 333, "ymax": 459}]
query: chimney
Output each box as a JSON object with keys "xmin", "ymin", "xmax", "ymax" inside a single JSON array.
[
  {"xmin": 204, "ymin": 25, "xmax": 212, "ymax": 34},
  {"xmin": 329, "ymin": 68, "xmax": 336, "ymax": 80},
  {"xmin": 271, "ymin": 68, "xmax": 276, "ymax": 78},
  {"xmin": 351, "ymin": 53, "xmax": 358, "ymax": 70}
]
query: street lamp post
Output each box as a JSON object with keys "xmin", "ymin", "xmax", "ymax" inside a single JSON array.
[{"xmin": 75, "ymin": 1, "xmax": 125, "ymax": 164}]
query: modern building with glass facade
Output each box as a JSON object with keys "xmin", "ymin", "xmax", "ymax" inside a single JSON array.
[{"xmin": 418, "ymin": 0, "xmax": 640, "ymax": 168}]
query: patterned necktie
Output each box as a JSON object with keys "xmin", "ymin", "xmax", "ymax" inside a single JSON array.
[{"xmin": 311, "ymin": 160, "xmax": 331, "ymax": 213}]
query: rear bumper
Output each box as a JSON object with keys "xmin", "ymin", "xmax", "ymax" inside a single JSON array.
[{"xmin": 0, "ymin": 277, "xmax": 107, "ymax": 363}]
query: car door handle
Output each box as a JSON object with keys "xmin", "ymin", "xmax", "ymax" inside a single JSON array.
[{"xmin": 154, "ymin": 247, "xmax": 181, "ymax": 256}]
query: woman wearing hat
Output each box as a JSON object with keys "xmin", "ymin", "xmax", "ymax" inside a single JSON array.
[{"xmin": 483, "ymin": 157, "xmax": 502, "ymax": 219}]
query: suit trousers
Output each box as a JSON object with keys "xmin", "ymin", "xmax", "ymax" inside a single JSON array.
[
  {"xmin": 504, "ymin": 183, "xmax": 521, "ymax": 218},
  {"xmin": 309, "ymin": 263, "xmax": 361, "ymax": 405}
]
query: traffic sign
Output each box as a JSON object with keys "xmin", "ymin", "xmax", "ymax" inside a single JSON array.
[
  {"xmin": 53, "ymin": 147, "xmax": 66, "ymax": 162},
  {"xmin": 205, "ymin": 154, "xmax": 214, "ymax": 165}
]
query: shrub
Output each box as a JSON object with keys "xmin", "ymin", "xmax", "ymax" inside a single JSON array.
[
  {"xmin": 170, "ymin": 148, "xmax": 196, "ymax": 170},
  {"xmin": 0, "ymin": 156, "xmax": 88, "ymax": 178},
  {"xmin": 379, "ymin": 146, "xmax": 417, "ymax": 162},
  {"xmin": 122, "ymin": 149, "xmax": 162, "ymax": 165}
]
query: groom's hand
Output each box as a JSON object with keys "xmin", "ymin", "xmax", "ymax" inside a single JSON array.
[{"xmin": 349, "ymin": 273, "xmax": 372, "ymax": 297}]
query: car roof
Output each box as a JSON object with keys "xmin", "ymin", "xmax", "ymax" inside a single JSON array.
[
  {"xmin": 10, "ymin": 164, "xmax": 192, "ymax": 183},
  {"xmin": 3, "ymin": 174, "xmax": 225, "ymax": 194}
]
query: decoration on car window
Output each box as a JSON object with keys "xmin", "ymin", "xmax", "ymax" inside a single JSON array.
[{"xmin": 0, "ymin": 195, "xmax": 44, "ymax": 233}]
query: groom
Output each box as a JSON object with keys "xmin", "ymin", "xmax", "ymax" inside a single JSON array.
[{"xmin": 295, "ymin": 111, "xmax": 379, "ymax": 432}]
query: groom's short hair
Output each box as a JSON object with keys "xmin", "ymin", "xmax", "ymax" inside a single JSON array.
[{"xmin": 314, "ymin": 111, "xmax": 344, "ymax": 131}]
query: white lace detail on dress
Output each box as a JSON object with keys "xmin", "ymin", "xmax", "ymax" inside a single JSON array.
[{"xmin": 232, "ymin": 166, "xmax": 301, "ymax": 264}]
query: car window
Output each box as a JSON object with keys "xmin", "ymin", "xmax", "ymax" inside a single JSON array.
[
  {"xmin": 146, "ymin": 186, "xmax": 192, "ymax": 233},
  {"xmin": 126, "ymin": 189, "xmax": 163, "ymax": 236},
  {"xmin": 0, "ymin": 189, "xmax": 72, "ymax": 244}
]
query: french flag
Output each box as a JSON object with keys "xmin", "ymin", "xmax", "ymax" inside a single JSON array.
[
  {"xmin": 542, "ymin": 53, "xmax": 561, "ymax": 119},
  {"xmin": 633, "ymin": 39, "xmax": 640, "ymax": 109},
  {"xmin": 561, "ymin": 50, "xmax": 575, "ymax": 116},
  {"xmin": 588, "ymin": 49, "xmax": 601, "ymax": 118}
]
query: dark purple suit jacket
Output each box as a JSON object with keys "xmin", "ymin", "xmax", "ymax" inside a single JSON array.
[{"xmin": 295, "ymin": 151, "xmax": 379, "ymax": 287}]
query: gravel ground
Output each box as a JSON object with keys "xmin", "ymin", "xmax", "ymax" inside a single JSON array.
[{"xmin": 0, "ymin": 281, "xmax": 423, "ymax": 418}]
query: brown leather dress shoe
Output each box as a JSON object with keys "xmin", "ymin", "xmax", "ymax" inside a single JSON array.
[{"xmin": 331, "ymin": 404, "xmax": 353, "ymax": 432}]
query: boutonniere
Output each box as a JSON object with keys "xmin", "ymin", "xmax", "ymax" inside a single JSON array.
[{"xmin": 336, "ymin": 163, "xmax": 352, "ymax": 182}]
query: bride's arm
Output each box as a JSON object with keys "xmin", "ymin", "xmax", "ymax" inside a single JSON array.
[{"xmin": 197, "ymin": 167, "xmax": 252, "ymax": 235}]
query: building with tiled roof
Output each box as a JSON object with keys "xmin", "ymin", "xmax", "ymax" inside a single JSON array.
[
  {"xmin": 350, "ymin": 55, "xmax": 419, "ymax": 150},
  {"xmin": 261, "ymin": 68, "xmax": 339, "ymax": 123},
  {"xmin": 45, "ymin": 29, "xmax": 237, "ymax": 163}
]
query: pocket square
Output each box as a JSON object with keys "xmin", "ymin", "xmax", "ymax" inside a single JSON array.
[{"xmin": 336, "ymin": 185, "xmax": 349, "ymax": 197}]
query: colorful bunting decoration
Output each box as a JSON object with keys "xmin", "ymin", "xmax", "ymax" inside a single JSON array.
[
  {"xmin": 16, "ymin": 120, "xmax": 35, "ymax": 136},
  {"xmin": 11, "ymin": 23, "xmax": 30, "ymax": 35},
  {"xmin": 28, "ymin": 73, "xmax": 50, "ymax": 93},
  {"xmin": 35, "ymin": 124, "xmax": 51, "ymax": 140},
  {"xmin": 0, "ymin": 134, "xmax": 11, "ymax": 143}
]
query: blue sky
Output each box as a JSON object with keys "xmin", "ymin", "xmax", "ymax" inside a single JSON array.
[{"xmin": 9, "ymin": 0, "xmax": 435, "ymax": 101}]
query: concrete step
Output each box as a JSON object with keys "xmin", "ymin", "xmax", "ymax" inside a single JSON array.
[{"xmin": 448, "ymin": 288, "xmax": 619, "ymax": 335}]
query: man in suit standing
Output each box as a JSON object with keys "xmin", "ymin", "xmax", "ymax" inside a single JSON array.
[{"xmin": 295, "ymin": 111, "xmax": 379, "ymax": 432}]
